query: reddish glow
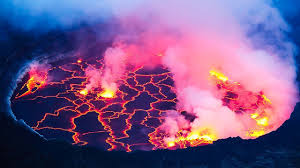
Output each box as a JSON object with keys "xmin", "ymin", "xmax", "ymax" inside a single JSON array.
[
  {"xmin": 15, "ymin": 67, "xmax": 48, "ymax": 98},
  {"xmin": 208, "ymin": 68, "xmax": 272, "ymax": 138},
  {"xmin": 247, "ymin": 130, "xmax": 265, "ymax": 138},
  {"xmin": 10, "ymin": 0, "xmax": 298, "ymax": 152},
  {"xmin": 13, "ymin": 59, "xmax": 176, "ymax": 152},
  {"xmin": 164, "ymin": 128, "xmax": 216, "ymax": 149},
  {"xmin": 12, "ymin": 61, "xmax": 275, "ymax": 151}
]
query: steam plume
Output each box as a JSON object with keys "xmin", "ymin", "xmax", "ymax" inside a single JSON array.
[
  {"xmin": 101, "ymin": 47, "xmax": 127, "ymax": 93},
  {"xmin": 98, "ymin": 0, "xmax": 299, "ymax": 143},
  {"xmin": 4, "ymin": 0, "xmax": 299, "ymax": 146}
]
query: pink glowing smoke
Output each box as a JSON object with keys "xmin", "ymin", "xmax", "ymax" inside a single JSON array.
[
  {"xmin": 101, "ymin": 47, "xmax": 127, "ymax": 93},
  {"xmin": 86, "ymin": 0, "xmax": 299, "ymax": 143},
  {"xmin": 27, "ymin": 62, "xmax": 51, "ymax": 83}
]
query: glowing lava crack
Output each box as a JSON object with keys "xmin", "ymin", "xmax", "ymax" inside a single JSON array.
[{"xmin": 11, "ymin": 59, "xmax": 273, "ymax": 152}]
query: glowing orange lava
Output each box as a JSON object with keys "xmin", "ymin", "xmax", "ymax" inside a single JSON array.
[
  {"xmin": 165, "ymin": 129, "xmax": 217, "ymax": 149},
  {"xmin": 209, "ymin": 69, "xmax": 228, "ymax": 82},
  {"xmin": 79, "ymin": 89, "xmax": 88, "ymax": 96},
  {"xmin": 12, "ymin": 61, "xmax": 273, "ymax": 152},
  {"xmin": 15, "ymin": 74, "xmax": 47, "ymax": 98},
  {"xmin": 208, "ymin": 68, "xmax": 272, "ymax": 139},
  {"xmin": 98, "ymin": 89, "xmax": 115, "ymax": 98}
]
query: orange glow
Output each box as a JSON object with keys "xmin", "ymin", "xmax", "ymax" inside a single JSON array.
[
  {"xmin": 166, "ymin": 129, "xmax": 217, "ymax": 148},
  {"xmin": 16, "ymin": 75, "xmax": 47, "ymax": 98},
  {"xmin": 250, "ymin": 113, "xmax": 259, "ymax": 119},
  {"xmin": 98, "ymin": 89, "xmax": 115, "ymax": 98},
  {"xmin": 250, "ymin": 113, "xmax": 269, "ymax": 126},
  {"xmin": 256, "ymin": 117, "xmax": 269, "ymax": 126},
  {"xmin": 186, "ymin": 132, "xmax": 216, "ymax": 143},
  {"xmin": 167, "ymin": 141, "xmax": 175, "ymax": 147},
  {"xmin": 209, "ymin": 69, "xmax": 272, "ymax": 140},
  {"xmin": 13, "ymin": 60, "xmax": 276, "ymax": 152},
  {"xmin": 79, "ymin": 89, "xmax": 88, "ymax": 96},
  {"xmin": 209, "ymin": 69, "xmax": 228, "ymax": 82},
  {"xmin": 247, "ymin": 130, "xmax": 265, "ymax": 138},
  {"xmin": 262, "ymin": 95, "xmax": 271, "ymax": 104}
]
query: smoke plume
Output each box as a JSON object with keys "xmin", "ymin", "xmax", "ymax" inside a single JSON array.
[
  {"xmin": 4, "ymin": 0, "xmax": 299, "ymax": 146},
  {"xmin": 97, "ymin": 0, "xmax": 299, "ymax": 143}
]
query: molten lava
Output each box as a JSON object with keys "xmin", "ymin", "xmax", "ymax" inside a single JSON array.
[
  {"xmin": 79, "ymin": 89, "xmax": 88, "ymax": 96},
  {"xmin": 209, "ymin": 68, "xmax": 272, "ymax": 138},
  {"xmin": 209, "ymin": 69, "xmax": 228, "ymax": 82},
  {"xmin": 15, "ymin": 71, "xmax": 47, "ymax": 98},
  {"xmin": 12, "ymin": 59, "xmax": 275, "ymax": 151},
  {"xmin": 158, "ymin": 68, "xmax": 273, "ymax": 149},
  {"xmin": 98, "ymin": 89, "xmax": 115, "ymax": 98},
  {"xmin": 166, "ymin": 129, "xmax": 217, "ymax": 149}
]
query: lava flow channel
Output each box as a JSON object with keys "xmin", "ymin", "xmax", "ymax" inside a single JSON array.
[
  {"xmin": 11, "ymin": 58, "xmax": 176, "ymax": 151},
  {"xmin": 11, "ymin": 59, "xmax": 273, "ymax": 152}
]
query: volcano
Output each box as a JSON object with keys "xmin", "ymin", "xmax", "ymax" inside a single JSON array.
[
  {"xmin": 11, "ymin": 56, "xmax": 278, "ymax": 152},
  {"xmin": 1, "ymin": 0, "xmax": 300, "ymax": 167}
]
